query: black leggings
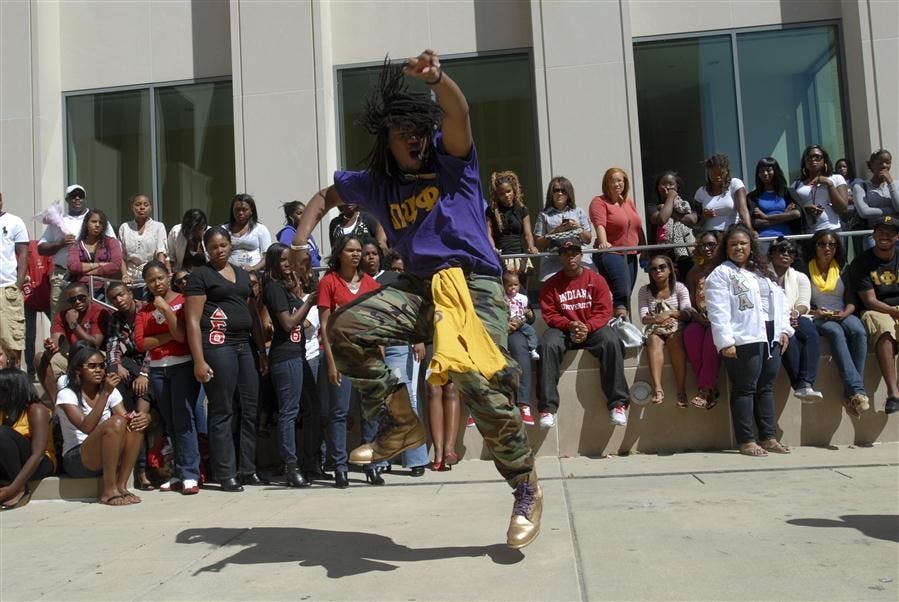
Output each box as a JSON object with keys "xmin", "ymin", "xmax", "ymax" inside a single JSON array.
[{"xmin": 0, "ymin": 425, "xmax": 55, "ymax": 484}]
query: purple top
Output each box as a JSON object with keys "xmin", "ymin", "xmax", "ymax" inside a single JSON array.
[{"xmin": 333, "ymin": 133, "xmax": 501, "ymax": 279}]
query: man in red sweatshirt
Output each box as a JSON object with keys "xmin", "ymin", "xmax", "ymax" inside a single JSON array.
[{"xmin": 537, "ymin": 239, "xmax": 631, "ymax": 427}]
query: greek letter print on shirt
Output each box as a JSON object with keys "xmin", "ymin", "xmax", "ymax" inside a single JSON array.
[
  {"xmin": 729, "ymin": 271, "xmax": 755, "ymax": 311},
  {"xmin": 389, "ymin": 186, "xmax": 440, "ymax": 230},
  {"xmin": 209, "ymin": 307, "xmax": 228, "ymax": 345}
]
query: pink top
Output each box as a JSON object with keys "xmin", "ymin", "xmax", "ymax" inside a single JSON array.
[
  {"xmin": 637, "ymin": 281, "xmax": 692, "ymax": 320},
  {"xmin": 588, "ymin": 195, "xmax": 643, "ymax": 253}
]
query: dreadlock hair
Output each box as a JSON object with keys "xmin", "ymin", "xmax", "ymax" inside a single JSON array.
[
  {"xmin": 488, "ymin": 171, "xmax": 525, "ymax": 235},
  {"xmin": 358, "ymin": 56, "xmax": 444, "ymax": 183}
]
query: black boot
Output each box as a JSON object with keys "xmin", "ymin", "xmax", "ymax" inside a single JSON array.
[
  {"xmin": 364, "ymin": 465, "xmax": 385, "ymax": 486},
  {"xmin": 285, "ymin": 465, "xmax": 310, "ymax": 488},
  {"xmin": 334, "ymin": 470, "xmax": 349, "ymax": 489}
]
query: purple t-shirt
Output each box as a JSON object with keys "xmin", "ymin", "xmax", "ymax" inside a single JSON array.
[{"xmin": 333, "ymin": 133, "xmax": 501, "ymax": 279}]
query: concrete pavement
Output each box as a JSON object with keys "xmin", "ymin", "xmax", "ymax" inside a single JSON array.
[{"xmin": 1, "ymin": 444, "xmax": 897, "ymax": 601}]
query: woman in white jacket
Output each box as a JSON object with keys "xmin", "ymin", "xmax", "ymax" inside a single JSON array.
[{"xmin": 705, "ymin": 224, "xmax": 794, "ymax": 457}]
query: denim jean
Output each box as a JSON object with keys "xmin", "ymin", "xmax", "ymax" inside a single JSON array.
[
  {"xmin": 150, "ymin": 361, "xmax": 201, "ymax": 482},
  {"xmin": 326, "ymin": 372, "xmax": 352, "ymax": 472},
  {"xmin": 194, "ymin": 384, "xmax": 208, "ymax": 435},
  {"xmin": 269, "ymin": 356, "xmax": 303, "ymax": 465},
  {"xmin": 384, "ymin": 344, "xmax": 428, "ymax": 468},
  {"xmin": 507, "ymin": 330, "xmax": 533, "ymax": 405},
  {"xmin": 593, "ymin": 252, "xmax": 638, "ymax": 311},
  {"xmin": 781, "ymin": 317, "xmax": 821, "ymax": 389},
  {"xmin": 723, "ymin": 341, "xmax": 781, "ymax": 444},
  {"xmin": 203, "ymin": 341, "xmax": 258, "ymax": 480},
  {"xmin": 300, "ymin": 355, "xmax": 324, "ymax": 473},
  {"xmin": 815, "ymin": 315, "xmax": 868, "ymax": 398},
  {"xmin": 537, "ymin": 325, "xmax": 630, "ymax": 413}
]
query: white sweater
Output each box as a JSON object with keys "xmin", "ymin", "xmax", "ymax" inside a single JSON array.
[{"xmin": 705, "ymin": 261, "xmax": 794, "ymax": 351}]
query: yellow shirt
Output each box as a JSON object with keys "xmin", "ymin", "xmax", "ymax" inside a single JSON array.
[{"xmin": 1, "ymin": 407, "xmax": 58, "ymax": 472}]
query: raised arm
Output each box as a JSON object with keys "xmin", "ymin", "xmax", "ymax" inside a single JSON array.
[
  {"xmin": 404, "ymin": 50, "xmax": 471, "ymax": 159},
  {"xmin": 291, "ymin": 187, "xmax": 344, "ymax": 275}
]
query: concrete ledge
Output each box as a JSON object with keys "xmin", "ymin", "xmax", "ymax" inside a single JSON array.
[
  {"xmin": 458, "ymin": 344, "xmax": 899, "ymax": 461},
  {"xmin": 29, "ymin": 475, "xmax": 102, "ymax": 501}
]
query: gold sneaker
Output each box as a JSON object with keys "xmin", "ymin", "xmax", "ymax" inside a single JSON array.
[
  {"xmin": 506, "ymin": 481, "xmax": 543, "ymax": 549},
  {"xmin": 850, "ymin": 393, "xmax": 870, "ymax": 413},
  {"xmin": 349, "ymin": 385, "xmax": 426, "ymax": 465}
]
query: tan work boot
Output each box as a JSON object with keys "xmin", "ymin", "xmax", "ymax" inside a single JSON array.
[
  {"xmin": 506, "ymin": 479, "xmax": 543, "ymax": 549},
  {"xmin": 349, "ymin": 385, "xmax": 427, "ymax": 465}
]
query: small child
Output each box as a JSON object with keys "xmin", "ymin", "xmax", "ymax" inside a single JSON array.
[{"xmin": 503, "ymin": 272, "xmax": 539, "ymax": 360}]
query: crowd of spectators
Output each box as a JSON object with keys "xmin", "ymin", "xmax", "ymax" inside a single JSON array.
[{"xmin": 0, "ymin": 143, "xmax": 897, "ymax": 508}]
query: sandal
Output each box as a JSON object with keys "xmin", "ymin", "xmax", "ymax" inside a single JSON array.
[
  {"xmin": 676, "ymin": 393, "xmax": 688, "ymax": 409},
  {"xmin": 651, "ymin": 390, "xmax": 665, "ymax": 405},
  {"xmin": 739, "ymin": 442, "xmax": 768, "ymax": 457},
  {"xmin": 760, "ymin": 439, "xmax": 791, "ymax": 454},
  {"xmin": 120, "ymin": 491, "xmax": 142, "ymax": 504},
  {"xmin": 99, "ymin": 494, "xmax": 131, "ymax": 506},
  {"xmin": 689, "ymin": 393, "xmax": 708, "ymax": 409}
]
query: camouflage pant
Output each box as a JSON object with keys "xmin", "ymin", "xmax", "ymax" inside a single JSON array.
[{"xmin": 329, "ymin": 272, "xmax": 535, "ymax": 487}]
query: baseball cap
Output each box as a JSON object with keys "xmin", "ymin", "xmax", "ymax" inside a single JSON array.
[
  {"xmin": 65, "ymin": 184, "xmax": 86, "ymax": 198},
  {"xmin": 873, "ymin": 215, "xmax": 898, "ymax": 231},
  {"xmin": 556, "ymin": 238, "xmax": 582, "ymax": 253}
]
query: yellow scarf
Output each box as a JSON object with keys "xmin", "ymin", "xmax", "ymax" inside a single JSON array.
[
  {"xmin": 809, "ymin": 259, "xmax": 840, "ymax": 293},
  {"xmin": 427, "ymin": 267, "xmax": 507, "ymax": 386}
]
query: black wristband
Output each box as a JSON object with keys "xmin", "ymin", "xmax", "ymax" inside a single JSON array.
[{"xmin": 426, "ymin": 69, "xmax": 443, "ymax": 85}]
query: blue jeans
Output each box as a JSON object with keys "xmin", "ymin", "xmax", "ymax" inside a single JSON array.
[
  {"xmin": 781, "ymin": 317, "xmax": 821, "ymax": 389},
  {"xmin": 300, "ymin": 356, "xmax": 324, "ymax": 473},
  {"xmin": 384, "ymin": 345, "xmax": 428, "ymax": 468},
  {"xmin": 269, "ymin": 357, "xmax": 303, "ymax": 466},
  {"xmin": 203, "ymin": 341, "xmax": 258, "ymax": 480},
  {"xmin": 723, "ymin": 341, "xmax": 781, "ymax": 444},
  {"xmin": 593, "ymin": 252, "xmax": 637, "ymax": 311},
  {"xmin": 150, "ymin": 361, "xmax": 201, "ymax": 482},
  {"xmin": 194, "ymin": 385, "xmax": 208, "ymax": 435},
  {"xmin": 326, "ymin": 372, "xmax": 352, "ymax": 472},
  {"xmin": 815, "ymin": 315, "xmax": 868, "ymax": 398}
]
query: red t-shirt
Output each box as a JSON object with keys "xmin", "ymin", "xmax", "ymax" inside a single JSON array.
[
  {"xmin": 539, "ymin": 267, "xmax": 613, "ymax": 333},
  {"xmin": 317, "ymin": 271, "xmax": 379, "ymax": 312},
  {"xmin": 133, "ymin": 294, "xmax": 191, "ymax": 361},
  {"xmin": 50, "ymin": 303, "xmax": 111, "ymax": 347},
  {"xmin": 588, "ymin": 195, "xmax": 643, "ymax": 253}
]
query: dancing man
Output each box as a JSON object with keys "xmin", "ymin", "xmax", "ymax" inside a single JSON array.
[{"xmin": 290, "ymin": 50, "xmax": 541, "ymax": 549}]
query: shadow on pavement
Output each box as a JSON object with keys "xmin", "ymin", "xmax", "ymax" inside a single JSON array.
[
  {"xmin": 176, "ymin": 527, "xmax": 523, "ymax": 576},
  {"xmin": 786, "ymin": 514, "xmax": 899, "ymax": 543}
]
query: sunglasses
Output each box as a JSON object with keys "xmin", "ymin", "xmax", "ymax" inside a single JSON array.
[
  {"xmin": 774, "ymin": 248, "xmax": 797, "ymax": 255},
  {"xmin": 552, "ymin": 187, "xmax": 567, "ymax": 193},
  {"xmin": 649, "ymin": 265, "xmax": 669, "ymax": 272},
  {"xmin": 816, "ymin": 242, "xmax": 837, "ymax": 249},
  {"xmin": 699, "ymin": 242, "xmax": 717, "ymax": 250},
  {"xmin": 67, "ymin": 294, "xmax": 88, "ymax": 303}
]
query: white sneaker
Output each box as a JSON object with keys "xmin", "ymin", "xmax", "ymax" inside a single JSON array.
[
  {"xmin": 610, "ymin": 405, "xmax": 628, "ymax": 426},
  {"xmin": 794, "ymin": 387, "xmax": 823, "ymax": 402},
  {"xmin": 538, "ymin": 411, "xmax": 555, "ymax": 428},
  {"xmin": 529, "ymin": 349, "xmax": 541, "ymax": 360},
  {"xmin": 159, "ymin": 478, "xmax": 182, "ymax": 492}
]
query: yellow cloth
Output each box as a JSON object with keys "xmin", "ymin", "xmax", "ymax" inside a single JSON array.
[
  {"xmin": 0, "ymin": 408, "xmax": 58, "ymax": 471},
  {"xmin": 426, "ymin": 267, "xmax": 507, "ymax": 386},
  {"xmin": 809, "ymin": 259, "xmax": 840, "ymax": 294}
]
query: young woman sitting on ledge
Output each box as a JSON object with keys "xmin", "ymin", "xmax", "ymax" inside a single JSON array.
[
  {"xmin": 0, "ymin": 367, "xmax": 56, "ymax": 510},
  {"xmin": 56, "ymin": 346, "xmax": 149, "ymax": 505}
]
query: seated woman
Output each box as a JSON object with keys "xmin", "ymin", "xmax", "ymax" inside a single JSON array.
[
  {"xmin": 807, "ymin": 230, "xmax": 870, "ymax": 417},
  {"xmin": 638, "ymin": 254, "xmax": 691, "ymax": 407},
  {"xmin": 67, "ymin": 209, "xmax": 123, "ymax": 287},
  {"xmin": 0, "ymin": 368, "xmax": 56, "ymax": 510},
  {"xmin": 56, "ymin": 346, "xmax": 149, "ymax": 505},
  {"xmin": 767, "ymin": 237, "xmax": 823, "ymax": 401},
  {"xmin": 683, "ymin": 231, "xmax": 722, "ymax": 409}
]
